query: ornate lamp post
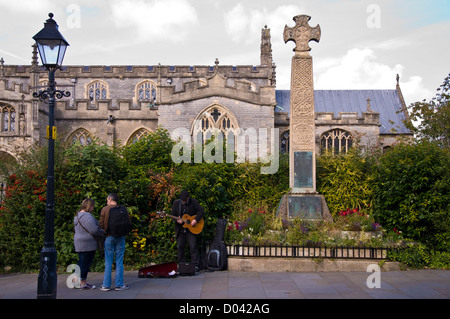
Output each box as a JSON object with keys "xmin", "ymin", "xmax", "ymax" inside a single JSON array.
[{"xmin": 32, "ymin": 13, "xmax": 70, "ymax": 299}]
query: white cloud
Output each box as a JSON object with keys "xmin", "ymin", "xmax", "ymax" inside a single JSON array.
[
  {"xmin": 316, "ymin": 47, "xmax": 400, "ymax": 89},
  {"xmin": 110, "ymin": 0, "xmax": 198, "ymax": 43},
  {"xmin": 223, "ymin": 4, "xmax": 248, "ymax": 43},
  {"xmin": 400, "ymin": 75, "xmax": 434, "ymax": 104},
  {"xmin": 224, "ymin": 4, "xmax": 302, "ymax": 45},
  {"xmin": 314, "ymin": 47, "xmax": 432, "ymax": 103}
]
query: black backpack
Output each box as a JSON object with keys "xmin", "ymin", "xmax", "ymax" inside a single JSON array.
[
  {"xmin": 206, "ymin": 218, "xmax": 228, "ymax": 271},
  {"xmin": 108, "ymin": 205, "xmax": 131, "ymax": 238}
]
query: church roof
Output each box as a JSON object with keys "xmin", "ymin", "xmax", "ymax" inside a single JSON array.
[{"xmin": 275, "ymin": 89, "xmax": 411, "ymax": 134}]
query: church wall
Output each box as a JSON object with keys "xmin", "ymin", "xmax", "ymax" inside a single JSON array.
[
  {"xmin": 158, "ymin": 96, "xmax": 274, "ymax": 134},
  {"xmin": 315, "ymin": 111, "xmax": 381, "ymax": 153}
]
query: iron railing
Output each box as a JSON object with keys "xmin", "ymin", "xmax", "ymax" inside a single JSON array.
[{"xmin": 225, "ymin": 244, "xmax": 393, "ymax": 260}]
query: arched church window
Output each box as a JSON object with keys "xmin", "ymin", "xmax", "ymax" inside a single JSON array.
[
  {"xmin": 280, "ymin": 131, "xmax": 289, "ymax": 154},
  {"xmin": 87, "ymin": 81, "xmax": 108, "ymax": 104},
  {"xmin": 136, "ymin": 81, "xmax": 157, "ymax": 102},
  {"xmin": 68, "ymin": 128, "xmax": 94, "ymax": 146},
  {"xmin": 1, "ymin": 104, "xmax": 15, "ymax": 133},
  {"xmin": 193, "ymin": 106, "xmax": 238, "ymax": 147},
  {"xmin": 320, "ymin": 129, "xmax": 353, "ymax": 154},
  {"xmin": 127, "ymin": 128, "xmax": 151, "ymax": 145}
]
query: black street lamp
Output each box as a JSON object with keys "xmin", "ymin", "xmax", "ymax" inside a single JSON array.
[{"xmin": 32, "ymin": 13, "xmax": 70, "ymax": 299}]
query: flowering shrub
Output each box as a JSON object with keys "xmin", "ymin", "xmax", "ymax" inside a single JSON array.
[{"xmin": 335, "ymin": 207, "xmax": 381, "ymax": 232}]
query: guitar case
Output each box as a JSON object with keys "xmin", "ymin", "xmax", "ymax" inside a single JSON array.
[
  {"xmin": 138, "ymin": 261, "xmax": 178, "ymax": 278},
  {"xmin": 206, "ymin": 218, "xmax": 228, "ymax": 271}
]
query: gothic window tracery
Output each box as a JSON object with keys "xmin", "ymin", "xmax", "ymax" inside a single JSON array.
[
  {"xmin": 1, "ymin": 104, "xmax": 15, "ymax": 133},
  {"xmin": 136, "ymin": 81, "xmax": 157, "ymax": 102},
  {"xmin": 86, "ymin": 81, "xmax": 108, "ymax": 104},
  {"xmin": 194, "ymin": 106, "xmax": 238, "ymax": 146},
  {"xmin": 127, "ymin": 128, "xmax": 151, "ymax": 145},
  {"xmin": 320, "ymin": 129, "xmax": 353, "ymax": 154},
  {"xmin": 68, "ymin": 128, "xmax": 94, "ymax": 146}
]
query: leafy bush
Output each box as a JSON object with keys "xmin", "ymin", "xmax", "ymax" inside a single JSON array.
[
  {"xmin": 0, "ymin": 142, "xmax": 85, "ymax": 272},
  {"xmin": 373, "ymin": 141, "xmax": 450, "ymax": 251},
  {"xmin": 317, "ymin": 149, "xmax": 375, "ymax": 217}
]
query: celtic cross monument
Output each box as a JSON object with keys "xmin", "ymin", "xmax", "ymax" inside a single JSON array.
[{"xmin": 278, "ymin": 15, "xmax": 331, "ymax": 221}]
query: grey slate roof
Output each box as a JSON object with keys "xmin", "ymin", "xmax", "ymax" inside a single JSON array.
[{"xmin": 275, "ymin": 89, "xmax": 411, "ymax": 134}]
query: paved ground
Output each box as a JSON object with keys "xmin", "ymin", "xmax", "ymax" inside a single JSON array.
[{"xmin": 1, "ymin": 269, "xmax": 450, "ymax": 300}]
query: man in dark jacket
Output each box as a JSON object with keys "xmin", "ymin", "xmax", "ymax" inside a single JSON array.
[{"xmin": 172, "ymin": 190, "xmax": 204, "ymax": 271}]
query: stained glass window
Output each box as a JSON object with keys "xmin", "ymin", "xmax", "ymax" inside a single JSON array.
[
  {"xmin": 127, "ymin": 128, "xmax": 150, "ymax": 145},
  {"xmin": 137, "ymin": 81, "xmax": 157, "ymax": 102},
  {"xmin": 68, "ymin": 128, "xmax": 94, "ymax": 146},
  {"xmin": 320, "ymin": 129, "xmax": 353, "ymax": 154},
  {"xmin": 1, "ymin": 104, "xmax": 15, "ymax": 132},
  {"xmin": 87, "ymin": 81, "xmax": 108, "ymax": 104}
]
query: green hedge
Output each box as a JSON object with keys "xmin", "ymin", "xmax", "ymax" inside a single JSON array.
[
  {"xmin": 373, "ymin": 141, "xmax": 450, "ymax": 251},
  {"xmin": 1, "ymin": 130, "xmax": 449, "ymax": 272}
]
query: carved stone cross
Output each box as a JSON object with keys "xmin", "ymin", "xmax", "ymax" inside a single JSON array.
[
  {"xmin": 284, "ymin": 15, "xmax": 321, "ymax": 53},
  {"xmin": 278, "ymin": 14, "xmax": 332, "ymax": 221}
]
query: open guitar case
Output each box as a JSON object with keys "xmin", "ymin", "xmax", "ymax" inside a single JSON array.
[{"xmin": 138, "ymin": 261, "xmax": 178, "ymax": 278}]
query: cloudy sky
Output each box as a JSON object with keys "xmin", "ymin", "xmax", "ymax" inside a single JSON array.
[{"xmin": 0, "ymin": 0, "xmax": 449, "ymax": 105}]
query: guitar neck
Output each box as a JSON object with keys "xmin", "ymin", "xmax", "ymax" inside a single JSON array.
[{"xmin": 166, "ymin": 214, "xmax": 188, "ymax": 222}]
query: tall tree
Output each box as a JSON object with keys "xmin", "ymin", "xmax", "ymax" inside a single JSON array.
[{"xmin": 406, "ymin": 73, "xmax": 450, "ymax": 148}]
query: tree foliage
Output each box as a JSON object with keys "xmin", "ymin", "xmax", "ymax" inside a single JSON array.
[
  {"xmin": 405, "ymin": 73, "xmax": 450, "ymax": 148},
  {"xmin": 373, "ymin": 141, "xmax": 450, "ymax": 251}
]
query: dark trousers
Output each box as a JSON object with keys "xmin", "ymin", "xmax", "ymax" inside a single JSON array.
[
  {"xmin": 78, "ymin": 250, "xmax": 96, "ymax": 280},
  {"xmin": 177, "ymin": 229, "xmax": 199, "ymax": 267}
]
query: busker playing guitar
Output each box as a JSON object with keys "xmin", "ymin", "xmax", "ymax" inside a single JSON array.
[{"xmin": 172, "ymin": 190, "xmax": 204, "ymax": 272}]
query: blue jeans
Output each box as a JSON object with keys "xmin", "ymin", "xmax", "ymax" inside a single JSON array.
[
  {"xmin": 102, "ymin": 236, "xmax": 125, "ymax": 288},
  {"xmin": 78, "ymin": 250, "xmax": 96, "ymax": 281}
]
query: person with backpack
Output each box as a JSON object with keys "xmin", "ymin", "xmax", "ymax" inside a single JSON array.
[{"xmin": 99, "ymin": 193, "xmax": 131, "ymax": 291}]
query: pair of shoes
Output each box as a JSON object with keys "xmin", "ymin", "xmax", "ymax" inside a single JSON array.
[
  {"xmin": 80, "ymin": 283, "xmax": 96, "ymax": 290},
  {"xmin": 100, "ymin": 286, "xmax": 111, "ymax": 292},
  {"xmin": 115, "ymin": 285, "xmax": 129, "ymax": 291}
]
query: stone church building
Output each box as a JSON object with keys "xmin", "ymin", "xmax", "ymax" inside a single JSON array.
[{"xmin": 0, "ymin": 26, "xmax": 411, "ymax": 183}]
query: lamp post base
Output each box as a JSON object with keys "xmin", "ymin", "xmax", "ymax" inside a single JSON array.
[{"xmin": 37, "ymin": 248, "xmax": 57, "ymax": 299}]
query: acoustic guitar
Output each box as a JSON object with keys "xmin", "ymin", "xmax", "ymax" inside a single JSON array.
[{"xmin": 158, "ymin": 212, "xmax": 204, "ymax": 235}]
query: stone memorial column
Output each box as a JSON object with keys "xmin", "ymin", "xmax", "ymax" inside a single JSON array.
[
  {"xmin": 278, "ymin": 15, "xmax": 331, "ymax": 221},
  {"xmin": 284, "ymin": 14, "xmax": 320, "ymax": 193}
]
